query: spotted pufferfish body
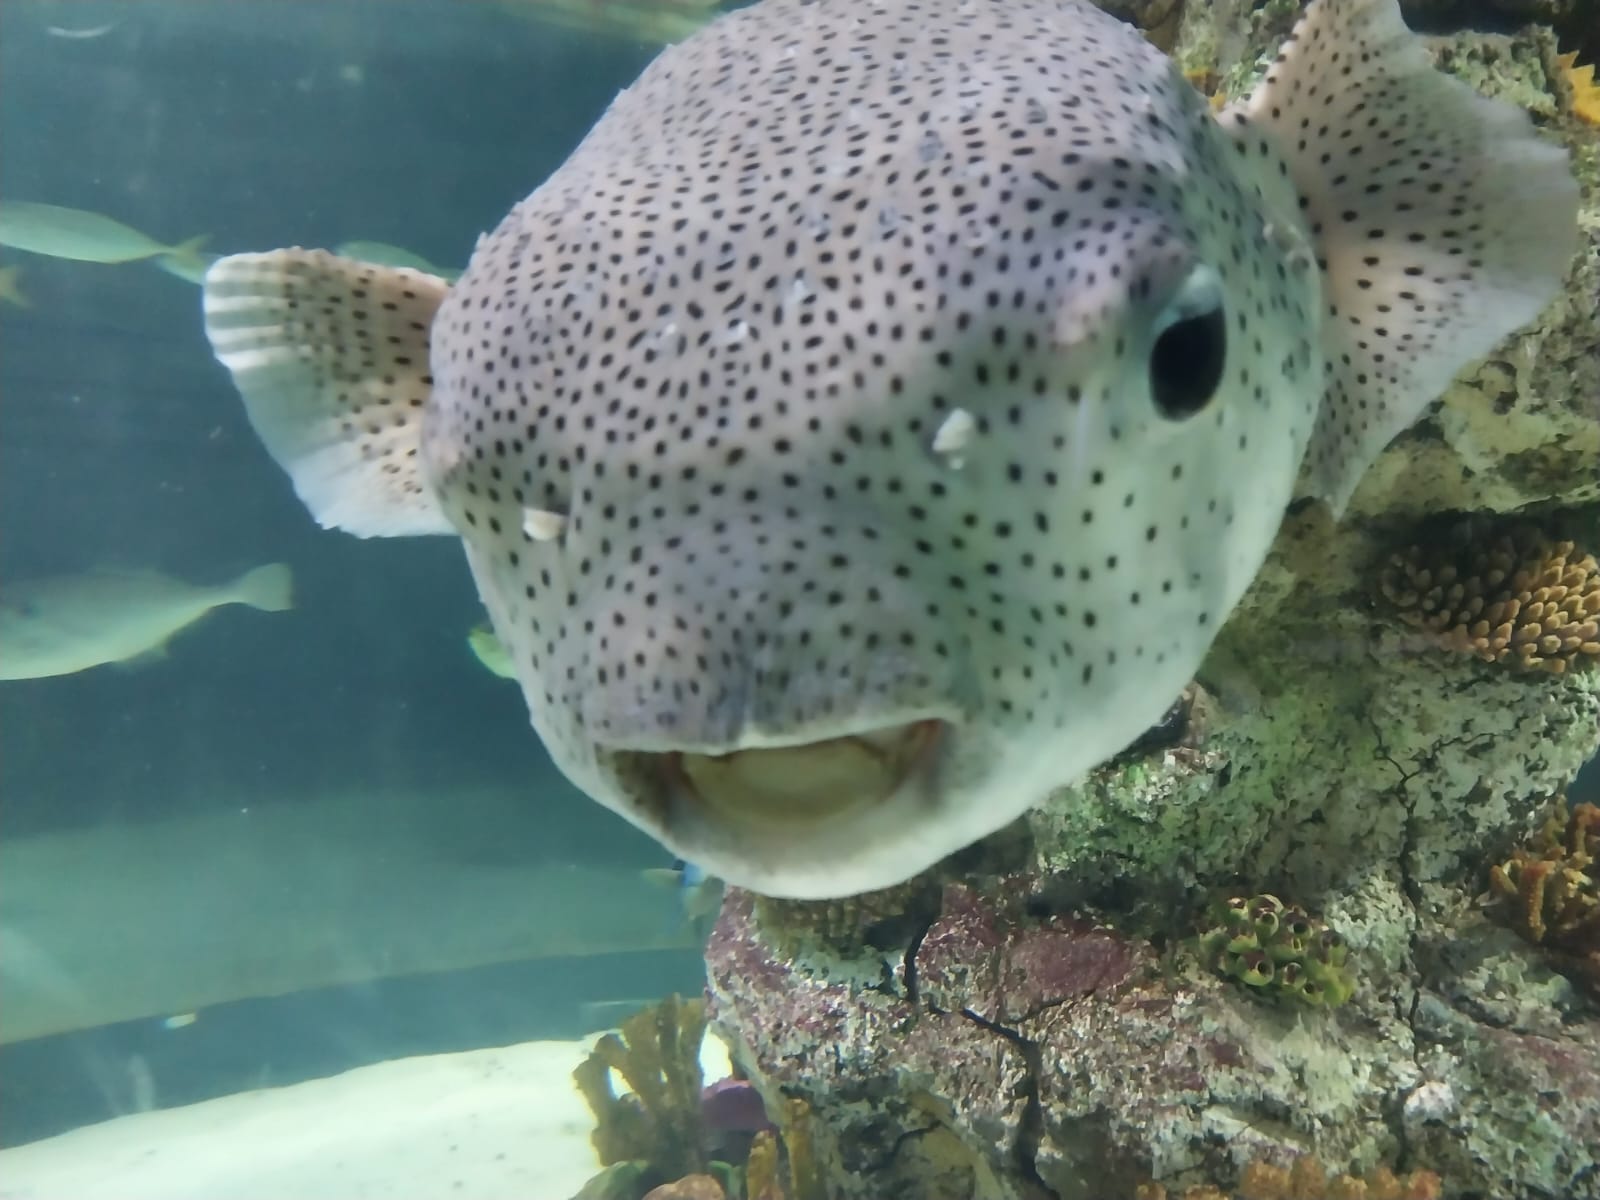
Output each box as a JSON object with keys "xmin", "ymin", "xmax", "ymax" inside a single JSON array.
[{"xmin": 203, "ymin": 0, "xmax": 1577, "ymax": 898}]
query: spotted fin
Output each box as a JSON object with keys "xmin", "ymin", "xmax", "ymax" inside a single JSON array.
[
  {"xmin": 202, "ymin": 250, "xmax": 454, "ymax": 537},
  {"xmin": 1229, "ymin": 0, "xmax": 1579, "ymax": 514}
]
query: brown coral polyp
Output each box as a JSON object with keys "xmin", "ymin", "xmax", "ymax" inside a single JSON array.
[{"xmin": 1378, "ymin": 526, "xmax": 1600, "ymax": 675}]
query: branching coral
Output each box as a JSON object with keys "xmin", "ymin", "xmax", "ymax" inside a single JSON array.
[
  {"xmin": 1489, "ymin": 801, "xmax": 1600, "ymax": 995},
  {"xmin": 1198, "ymin": 895, "xmax": 1355, "ymax": 1008},
  {"xmin": 1377, "ymin": 524, "xmax": 1600, "ymax": 675},
  {"xmin": 575, "ymin": 1001, "xmax": 823, "ymax": 1200},
  {"xmin": 1135, "ymin": 1153, "xmax": 1441, "ymax": 1199},
  {"xmin": 573, "ymin": 994, "xmax": 710, "ymax": 1181}
]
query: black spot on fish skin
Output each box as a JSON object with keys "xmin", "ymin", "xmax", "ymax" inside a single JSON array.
[{"xmin": 412, "ymin": 0, "xmax": 1551, "ymax": 895}]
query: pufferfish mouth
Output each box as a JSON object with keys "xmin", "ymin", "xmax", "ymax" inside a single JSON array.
[{"xmin": 638, "ymin": 718, "xmax": 947, "ymax": 829}]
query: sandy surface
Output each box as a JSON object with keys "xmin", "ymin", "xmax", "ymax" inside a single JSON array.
[{"xmin": 0, "ymin": 1033, "xmax": 733, "ymax": 1200}]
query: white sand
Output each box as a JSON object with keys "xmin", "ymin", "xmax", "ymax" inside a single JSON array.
[{"xmin": 0, "ymin": 1033, "xmax": 733, "ymax": 1200}]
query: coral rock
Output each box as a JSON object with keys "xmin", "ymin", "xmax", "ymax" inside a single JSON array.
[{"xmin": 642, "ymin": 1176, "xmax": 726, "ymax": 1200}]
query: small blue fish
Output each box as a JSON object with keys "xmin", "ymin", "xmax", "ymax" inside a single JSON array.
[{"xmin": 642, "ymin": 859, "xmax": 724, "ymax": 932}]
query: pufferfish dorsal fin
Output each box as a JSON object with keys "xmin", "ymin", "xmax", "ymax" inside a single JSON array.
[
  {"xmin": 1222, "ymin": 0, "xmax": 1579, "ymax": 515},
  {"xmin": 202, "ymin": 249, "xmax": 456, "ymax": 537}
]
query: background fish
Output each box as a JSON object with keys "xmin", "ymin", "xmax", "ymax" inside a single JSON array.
[
  {"xmin": 0, "ymin": 564, "xmax": 293, "ymax": 680},
  {"xmin": 492, "ymin": 0, "xmax": 722, "ymax": 45},
  {"xmin": 202, "ymin": 0, "xmax": 1577, "ymax": 898},
  {"xmin": 640, "ymin": 858, "xmax": 724, "ymax": 931},
  {"xmin": 151, "ymin": 249, "xmax": 221, "ymax": 286},
  {"xmin": 0, "ymin": 201, "xmax": 209, "ymax": 271},
  {"xmin": 334, "ymin": 241, "xmax": 462, "ymax": 282}
]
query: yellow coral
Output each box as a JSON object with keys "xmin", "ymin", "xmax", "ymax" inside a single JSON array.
[
  {"xmin": 1557, "ymin": 51, "xmax": 1600, "ymax": 126},
  {"xmin": 746, "ymin": 1130, "xmax": 782, "ymax": 1200},
  {"xmin": 1490, "ymin": 802, "xmax": 1599, "ymax": 946},
  {"xmin": 572, "ymin": 994, "xmax": 709, "ymax": 1178},
  {"xmin": 1183, "ymin": 67, "xmax": 1228, "ymax": 112},
  {"xmin": 1378, "ymin": 525, "xmax": 1600, "ymax": 675}
]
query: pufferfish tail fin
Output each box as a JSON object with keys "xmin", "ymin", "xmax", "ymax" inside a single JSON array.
[
  {"xmin": 1226, "ymin": 0, "xmax": 1579, "ymax": 515},
  {"xmin": 202, "ymin": 249, "xmax": 456, "ymax": 537}
]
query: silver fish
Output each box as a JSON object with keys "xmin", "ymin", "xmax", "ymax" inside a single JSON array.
[
  {"xmin": 334, "ymin": 241, "xmax": 462, "ymax": 282},
  {"xmin": 202, "ymin": 0, "xmax": 1577, "ymax": 898},
  {"xmin": 0, "ymin": 565, "xmax": 293, "ymax": 680},
  {"xmin": 0, "ymin": 201, "xmax": 208, "ymax": 269}
]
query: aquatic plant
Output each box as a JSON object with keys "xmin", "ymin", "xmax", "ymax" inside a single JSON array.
[
  {"xmin": 1198, "ymin": 895, "xmax": 1356, "ymax": 1008},
  {"xmin": 1377, "ymin": 524, "xmax": 1600, "ymax": 675},
  {"xmin": 573, "ymin": 993, "xmax": 710, "ymax": 1181},
  {"xmin": 1134, "ymin": 1153, "xmax": 1441, "ymax": 1199},
  {"xmin": 1489, "ymin": 801, "xmax": 1600, "ymax": 995}
]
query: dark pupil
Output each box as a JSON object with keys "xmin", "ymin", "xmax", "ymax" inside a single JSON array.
[{"xmin": 1150, "ymin": 304, "xmax": 1227, "ymax": 420}]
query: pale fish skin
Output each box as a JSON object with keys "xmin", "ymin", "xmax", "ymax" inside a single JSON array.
[
  {"xmin": 334, "ymin": 241, "xmax": 462, "ymax": 282},
  {"xmin": 0, "ymin": 201, "xmax": 209, "ymax": 271},
  {"xmin": 202, "ymin": 0, "xmax": 1578, "ymax": 898},
  {"xmin": 0, "ymin": 564, "xmax": 292, "ymax": 681}
]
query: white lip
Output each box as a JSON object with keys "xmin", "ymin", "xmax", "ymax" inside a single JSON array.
[
  {"xmin": 601, "ymin": 716, "xmax": 978, "ymax": 898},
  {"xmin": 673, "ymin": 718, "xmax": 944, "ymax": 829}
]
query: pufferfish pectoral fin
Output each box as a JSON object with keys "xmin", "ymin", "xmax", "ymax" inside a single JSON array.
[
  {"xmin": 1226, "ymin": 0, "xmax": 1580, "ymax": 516},
  {"xmin": 202, "ymin": 249, "xmax": 456, "ymax": 538}
]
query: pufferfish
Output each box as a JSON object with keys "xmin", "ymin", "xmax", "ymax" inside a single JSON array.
[{"xmin": 202, "ymin": 0, "xmax": 1578, "ymax": 899}]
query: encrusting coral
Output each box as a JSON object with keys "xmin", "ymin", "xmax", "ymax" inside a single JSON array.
[
  {"xmin": 1135, "ymin": 1152, "xmax": 1442, "ymax": 1199},
  {"xmin": 1198, "ymin": 894, "xmax": 1356, "ymax": 1008},
  {"xmin": 753, "ymin": 876, "xmax": 944, "ymax": 960},
  {"xmin": 1489, "ymin": 801, "xmax": 1600, "ymax": 994},
  {"xmin": 1377, "ymin": 523, "xmax": 1600, "ymax": 675}
]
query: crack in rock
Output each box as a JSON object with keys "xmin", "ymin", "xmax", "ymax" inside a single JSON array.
[{"xmin": 956, "ymin": 1006, "xmax": 1058, "ymax": 1200}]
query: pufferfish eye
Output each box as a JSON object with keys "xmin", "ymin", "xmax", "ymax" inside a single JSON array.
[{"xmin": 1149, "ymin": 263, "xmax": 1227, "ymax": 421}]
